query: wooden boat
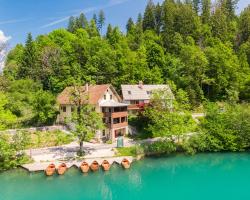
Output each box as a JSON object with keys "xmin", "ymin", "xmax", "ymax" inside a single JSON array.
[
  {"xmin": 121, "ymin": 158, "xmax": 130, "ymax": 169},
  {"xmin": 101, "ymin": 160, "xmax": 111, "ymax": 171},
  {"xmin": 90, "ymin": 161, "xmax": 99, "ymax": 172},
  {"xmin": 57, "ymin": 163, "xmax": 67, "ymax": 175},
  {"xmin": 80, "ymin": 161, "xmax": 89, "ymax": 173},
  {"xmin": 45, "ymin": 163, "xmax": 56, "ymax": 176}
]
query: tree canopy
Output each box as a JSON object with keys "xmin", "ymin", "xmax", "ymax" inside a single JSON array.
[{"xmin": 1, "ymin": 0, "xmax": 250, "ymax": 129}]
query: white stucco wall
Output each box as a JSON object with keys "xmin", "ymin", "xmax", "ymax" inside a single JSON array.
[
  {"xmin": 58, "ymin": 105, "xmax": 72, "ymax": 123},
  {"xmin": 99, "ymin": 88, "xmax": 119, "ymax": 103}
]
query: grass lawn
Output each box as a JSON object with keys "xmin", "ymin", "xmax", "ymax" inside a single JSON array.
[
  {"xmin": 26, "ymin": 130, "xmax": 75, "ymax": 148},
  {"xmin": 116, "ymin": 146, "xmax": 144, "ymax": 157}
]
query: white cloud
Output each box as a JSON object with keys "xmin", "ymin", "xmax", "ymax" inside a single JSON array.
[
  {"xmin": 0, "ymin": 30, "xmax": 11, "ymax": 73},
  {"xmin": 41, "ymin": 0, "xmax": 130, "ymax": 28},
  {"xmin": 0, "ymin": 30, "xmax": 11, "ymax": 43},
  {"xmin": 0, "ymin": 18, "xmax": 29, "ymax": 25}
]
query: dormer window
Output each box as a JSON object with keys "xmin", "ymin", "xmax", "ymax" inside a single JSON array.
[{"xmin": 128, "ymin": 91, "xmax": 131, "ymax": 95}]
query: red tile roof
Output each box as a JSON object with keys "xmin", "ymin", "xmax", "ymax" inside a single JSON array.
[{"xmin": 57, "ymin": 85, "xmax": 110, "ymax": 105}]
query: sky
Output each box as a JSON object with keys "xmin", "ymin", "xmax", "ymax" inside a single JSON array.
[{"xmin": 0, "ymin": 0, "xmax": 250, "ymax": 48}]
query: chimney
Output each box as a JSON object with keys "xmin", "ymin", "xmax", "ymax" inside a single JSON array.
[
  {"xmin": 138, "ymin": 81, "xmax": 143, "ymax": 89},
  {"xmin": 85, "ymin": 83, "xmax": 89, "ymax": 92}
]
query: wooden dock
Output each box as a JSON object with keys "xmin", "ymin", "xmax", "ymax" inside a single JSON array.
[{"xmin": 21, "ymin": 156, "xmax": 134, "ymax": 172}]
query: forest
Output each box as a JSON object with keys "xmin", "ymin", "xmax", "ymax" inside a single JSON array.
[{"xmin": 0, "ymin": 0, "xmax": 250, "ymax": 129}]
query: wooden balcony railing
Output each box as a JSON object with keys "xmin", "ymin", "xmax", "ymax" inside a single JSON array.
[
  {"xmin": 128, "ymin": 103, "xmax": 149, "ymax": 110},
  {"xmin": 102, "ymin": 112, "xmax": 111, "ymax": 117},
  {"xmin": 102, "ymin": 111, "xmax": 128, "ymax": 118},
  {"xmin": 111, "ymin": 111, "xmax": 128, "ymax": 118},
  {"xmin": 112, "ymin": 122, "xmax": 128, "ymax": 129}
]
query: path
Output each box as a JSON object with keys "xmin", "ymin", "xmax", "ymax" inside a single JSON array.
[{"xmin": 25, "ymin": 131, "xmax": 198, "ymax": 163}]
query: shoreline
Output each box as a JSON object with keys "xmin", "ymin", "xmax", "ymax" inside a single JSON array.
[
  {"xmin": 1, "ymin": 152, "xmax": 249, "ymax": 173},
  {"xmin": 21, "ymin": 156, "xmax": 137, "ymax": 172}
]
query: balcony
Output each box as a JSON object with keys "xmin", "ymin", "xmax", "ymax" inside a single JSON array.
[
  {"xmin": 111, "ymin": 111, "xmax": 128, "ymax": 118},
  {"xmin": 112, "ymin": 122, "xmax": 128, "ymax": 129},
  {"xmin": 102, "ymin": 111, "xmax": 128, "ymax": 118},
  {"xmin": 102, "ymin": 112, "xmax": 111, "ymax": 117},
  {"xmin": 128, "ymin": 104, "xmax": 140, "ymax": 110},
  {"xmin": 128, "ymin": 103, "xmax": 148, "ymax": 110}
]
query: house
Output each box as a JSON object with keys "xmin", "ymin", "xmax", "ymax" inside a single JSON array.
[
  {"xmin": 121, "ymin": 81, "xmax": 174, "ymax": 112},
  {"xmin": 57, "ymin": 84, "xmax": 128, "ymax": 142}
]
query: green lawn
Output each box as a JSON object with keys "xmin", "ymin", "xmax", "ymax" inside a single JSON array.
[
  {"xmin": 26, "ymin": 130, "xmax": 75, "ymax": 148},
  {"xmin": 116, "ymin": 146, "xmax": 144, "ymax": 157}
]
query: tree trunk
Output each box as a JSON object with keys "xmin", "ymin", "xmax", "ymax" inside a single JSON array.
[{"xmin": 79, "ymin": 140, "xmax": 84, "ymax": 155}]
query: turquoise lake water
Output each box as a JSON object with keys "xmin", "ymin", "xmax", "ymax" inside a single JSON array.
[{"xmin": 0, "ymin": 153, "xmax": 250, "ymax": 200}]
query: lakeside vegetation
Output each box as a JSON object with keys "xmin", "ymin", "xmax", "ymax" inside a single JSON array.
[
  {"xmin": 0, "ymin": 130, "xmax": 74, "ymax": 171},
  {"xmin": 1, "ymin": 0, "xmax": 250, "ymax": 170},
  {"xmin": 118, "ymin": 103, "xmax": 250, "ymax": 156},
  {"xmin": 0, "ymin": 133, "xmax": 32, "ymax": 171}
]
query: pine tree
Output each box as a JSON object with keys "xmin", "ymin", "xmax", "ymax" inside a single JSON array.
[
  {"xmin": 210, "ymin": 6, "xmax": 228, "ymax": 41},
  {"xmin": 19, "ymin": 33, "xmax": 37, "ymax": 79},
  {"xmin": 97, "ymin": 10, "xmax": 105, "ymax": 33},
  {"xmin": 92, "ymin": 14, "xmax": 98, "ymax": 25},
  {"xmin": 239, "ymin": 5, "xmax": 250, "ymax": 44},
  {"xmin": 87, "ymin": 19, "xmax": 100, "ymax": 37},
  {"xmin": 131, "ymin": 13, "xmax": 143, "ymax": 49},
  {"xmin": 161, "ymin": 0, "xmax": 176, "ymax": 38},
  {"xmin": 106, "ymin": 24, "xmax": 113, "ymax": 39},
  {"xmin": 143, "ymin": 0, "xmax": 156, "ymax": 31},
  {"xmin": 68, "ymin": 16, "xmax": 76, "ymax": 32},
  {"xmin": 137, "ymin": 13, "xmax": 143, "ymax": 29},
  {"xmin": 155, "ymin": 3, "xmax": 162, "ymax": 34},
  {"xmin": 193, "ymin": 0, "xmax": 201, "ymax": 14},
  {"xmin": 126, "ymin": 18, "xmax": 135, "ymax": 34},
  {"xmin": 201, "ymin": 0, "xmax": 211, "ymax": 24},
  {"xmin": 224, "ymin": 0, "xmax": 239, "ymax": 19},
  {"xmin": 136, "ymin": 13, "xmax": 143, "ymax": 35},
  {"xmin": 77, "ymin": 13, "xmax": 88, "ymax": 29}
]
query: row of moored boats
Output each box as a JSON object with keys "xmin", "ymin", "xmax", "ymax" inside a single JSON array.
[{"xmin": 45, "ymin": 158, "xmax": 131, "ymax": 176}]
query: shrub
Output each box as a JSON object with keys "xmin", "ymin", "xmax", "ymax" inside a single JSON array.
[
  {"xmin": 0, "ymin": 133, "xmax": 32, "ymax": 171},
  {"xmin": 143, "ymin": 139, "xmax": 177, "ymax": 155},
  {"xmin": 182, "ymin": 103, "xmax": 250, "ymax": 153},
  {"xmin": 116, "ymin": 146, "xmax": 144, "ymax": 156}
]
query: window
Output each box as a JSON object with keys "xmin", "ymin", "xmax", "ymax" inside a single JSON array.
[
  {"xmin": 121, "ymin": 117, "xmax": 126, "ymax": 123},
  {"xmin": 130, "ymin": 100, "xmax": 139, "ymax": 104},
  {"xmin": 110, "ymin": 95, "xmax": 112, "ymax": 100},
  {"xmin": 71, "ymin": 107, "xmax": 74, "ymax": 113},
  {"xmin": 113, "ymin": 118, "xmax": 120, "ymax": 124},
  {"xmin": 62, "ymin": 106, "xmax": 66, "ymax": 112},
  {"xmin": 102, "ymin": 130, "xmax": 106, "ymax": 137},
  {"xmin": 147, "ymin": 91, "xmax": 151, "ymax": 95},
  {"xmin": 128, "ymin": 91, "xmax": 131, "ymax": 95},
  {"xmin": 104, "ymin": 95, "xmax": 106, "ymax": 100},
  {"xmin": 102, "ymin": 107, "xmax": 106, "ymax": 113}
]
